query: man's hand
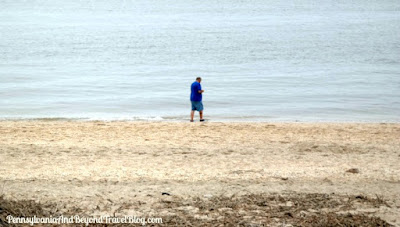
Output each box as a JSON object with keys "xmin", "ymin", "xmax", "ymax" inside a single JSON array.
[{"xmin": 198, "ymin": 90, "xmax": 204, "ymax": 93}]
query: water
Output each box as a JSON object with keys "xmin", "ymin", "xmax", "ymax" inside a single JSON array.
[{"xmin": 1, "ymin": 0, "xmax": 399, "ymax": 122}]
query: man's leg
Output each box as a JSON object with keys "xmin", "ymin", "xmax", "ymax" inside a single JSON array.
[
  {"xmin": 199, "ymin": 110, "xmax": 203, "ymax": 120},
  {"xmin": 190, "ymin": 110, "xmax": 195, "ymax": 121}
]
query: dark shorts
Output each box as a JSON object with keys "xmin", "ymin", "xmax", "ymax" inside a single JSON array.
[{"xmin": 191, "ymin": 101, "xmax": 203, "ymax": 111}]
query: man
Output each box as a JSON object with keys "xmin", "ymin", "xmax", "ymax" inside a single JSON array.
[{"xmin": 190, "ymin": 77, "xmax": 205, "ymax": 122}]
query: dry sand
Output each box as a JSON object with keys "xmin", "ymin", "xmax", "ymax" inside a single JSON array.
[{"xmin": 0, "ymin": 121, "xmax": 399, "ymax": 226}]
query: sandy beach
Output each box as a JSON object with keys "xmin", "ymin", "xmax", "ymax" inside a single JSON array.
[{"xmin": 0, "ymin": 121, "xmax": 399, "ymax": 226}]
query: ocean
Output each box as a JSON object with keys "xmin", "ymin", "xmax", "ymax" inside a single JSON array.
[{"xmin": 1, "ymin": 0, "xmax": 399, "ymax": 122}]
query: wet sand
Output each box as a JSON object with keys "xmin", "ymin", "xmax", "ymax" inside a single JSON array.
[{"xmin": 0, "ymin": 121, "xmax": 399, "ymax": 226}]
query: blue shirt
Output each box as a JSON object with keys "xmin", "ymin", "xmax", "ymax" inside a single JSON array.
[{"xmin": 190, "ymin": 81, "xmax": 202, "ymax": 101}]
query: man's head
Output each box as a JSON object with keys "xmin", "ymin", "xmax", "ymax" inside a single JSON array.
[{"xmin": 196, "ymin": 77, "xmax": 202, "ymax": 83}]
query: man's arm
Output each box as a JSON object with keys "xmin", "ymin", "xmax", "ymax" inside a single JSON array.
[{"xmin": 198, "ymin": 84, "xmax": 204, "ymax": 93}]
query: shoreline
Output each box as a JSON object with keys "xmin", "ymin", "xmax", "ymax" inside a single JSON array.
[
  {"xmin": 1, "ymin": 117, "xmax": 399, "ymax": 124},
  {"xmin": 0, "ymin": 121, "xmax": 399, "ymax": 225}
]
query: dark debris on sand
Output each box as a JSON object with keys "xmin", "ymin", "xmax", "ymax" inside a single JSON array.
[
  {"xmin": 160, "ymin": 193, "xmax": 391, "ymax": 226},
  {"xmin": 0, "ymin": 196, "xmax": 57, "ymax": 226},
  {"xmin": 0, "ymin": 193, "xmax": 392, "ymax": 226}
]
